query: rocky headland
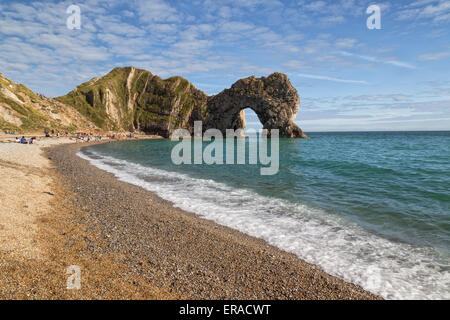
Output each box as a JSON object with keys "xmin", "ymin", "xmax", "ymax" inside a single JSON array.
[{"xmin": 1, "ymin": 67, "xmax": 307, "ymax": 138}]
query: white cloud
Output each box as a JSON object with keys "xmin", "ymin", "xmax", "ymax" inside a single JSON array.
[
  {"xmin": 282, "ymin": 60, "xmax": 314, "ymax": 70},
  {"xmin": 295, "ymin": 73, "xmax": 369, "ymax": 84},
  {"xmin": 304, "ymin": 1, "xmax": 327, "ymax": 12},
  {"xmin": 347, "ymin": 94, "xmax": 410, "ymax": 102},
  {"xmin": 418, "ymin": 52, "xmax": 450, "ymax": 61},
  {"xmin": 397, "ymin": 0, "xmax": 450, "ymax": 23},
  {"xmin": 298, "ymin": 97, "xmax": 450, "ymax": 131},
  {"xmin": 335, "ymin": 38, "xmax": 358, "ymax": 49},
  {"xmin": 134, "ymin": 0, "xmax": 180, "ymax": 23},
  {"xmin": 340, "ymin": 51, "xmax": 416, "ymax": 69},
  {"xmin": 421, "ymin": 1, "xmax": 450, "ymax": 18},
  {"xmin": 320, "ymin": 15, "xmax": 345, "ymax": 24}
]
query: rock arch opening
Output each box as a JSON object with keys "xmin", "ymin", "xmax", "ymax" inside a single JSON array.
[{"xmin": 242, "ymin": 107, "xmax": 263, "ymax": 134}]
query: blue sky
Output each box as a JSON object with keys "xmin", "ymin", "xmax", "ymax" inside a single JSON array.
[{"xmin": 0, "ymin": 0, "xmax": 449, "ymax": 132}]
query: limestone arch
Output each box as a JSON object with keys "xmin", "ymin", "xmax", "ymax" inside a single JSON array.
[{"xmin": 203, "ymin": 73, "xmax": 307, "ymax": 138}]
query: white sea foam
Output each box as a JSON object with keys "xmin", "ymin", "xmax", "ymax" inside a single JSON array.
[{"xmin": 78, "ymin": 149, "xmax": 450, "ymax": 300}]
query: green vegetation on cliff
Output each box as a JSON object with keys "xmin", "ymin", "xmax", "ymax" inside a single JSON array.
[
  {"xmin": 0, "ymin": 73, "xmax": 89, "ymax": 133},
  {"xmin": 56, "ymin": 67, "xmax": 208, "ymax": 136},
  {"xmin": 0, "ymin": 92, "xmax": 50, "ymax": 131},
  {"xmin": 1, "ymin": 67, "xmax": 305, "ymax": 138}
]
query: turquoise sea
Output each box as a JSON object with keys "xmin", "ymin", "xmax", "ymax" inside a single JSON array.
[{"xmin": 79, "ymin": 131, "xmax": 450, "ymax": 299}]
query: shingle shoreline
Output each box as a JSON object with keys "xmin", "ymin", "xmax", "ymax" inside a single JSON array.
[{"xmin": 46, "ymin": 142, "xmax": 380, "ymax": 300}]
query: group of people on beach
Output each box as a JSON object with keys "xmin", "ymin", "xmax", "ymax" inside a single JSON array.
[
  {"xmin": 44, "ymin": 129, "xmax": 69, "ymax": 138},
  {"xmin": 15, "ymin": 136, "xmax": 35, "ymax": 144},
  {"xmin": 74, "ymin": 132, "xmax": 103, "ymax": 143},
  {"xmin": 74, "ymin": 132, "xmax": 135, "ymax": 143},
  {"xmin": 4, "ymin": 128, "xmax": 138, "ymax": 145},
  {"xmin": 107, "ymin": 133, "xmax": 134, "ymax": 139}
]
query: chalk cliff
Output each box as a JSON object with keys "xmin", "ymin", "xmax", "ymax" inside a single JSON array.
[{"xmin": 1, "ymin": 67, "xmax": 306, "ymax": 138}]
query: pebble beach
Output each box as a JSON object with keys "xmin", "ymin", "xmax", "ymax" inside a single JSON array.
[
  {"xmin": 45, "ymin": 142, "xmax": 380, "ymax": 300},
  {"xmin": 0, "ymin": 136, "xmax": 380, "ymax": 299}
]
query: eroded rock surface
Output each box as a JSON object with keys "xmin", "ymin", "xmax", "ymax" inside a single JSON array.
[
  {"xmin": 1, "ymin": 67, "xmax": 306, "ymax": 138},
  {"xmin": 205, "ymin": 72, "xmax": 307, "ymax": 138}
]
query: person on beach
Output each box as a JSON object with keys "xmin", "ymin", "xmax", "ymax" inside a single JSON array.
[
  {"xmin": 15, "ymin": 137, "xmax": 20, "ymax": 143},
  {"xmin": 20, "ymin": 136, "xmax": 27, "ymax": 144}
]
